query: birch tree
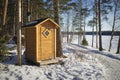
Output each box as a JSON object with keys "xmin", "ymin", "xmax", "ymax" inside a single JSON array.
[{"xmin": 108, "ymin": 0, "xmax": 119, "ymax": 51}]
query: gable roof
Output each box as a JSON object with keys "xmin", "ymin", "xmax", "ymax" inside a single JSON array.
[{"xmin": 22, "ymin": 18, "xmax": 60, "ymax": 28}]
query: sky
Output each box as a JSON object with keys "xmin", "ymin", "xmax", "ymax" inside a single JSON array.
[{"xmin": 60, "ymin": 0, "xmax": 120, "ymax": 32}]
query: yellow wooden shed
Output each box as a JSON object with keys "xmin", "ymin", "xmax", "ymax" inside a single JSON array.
[{"xmin": 23, "ymin": 18, "xmax": 60, "ymax": 64}]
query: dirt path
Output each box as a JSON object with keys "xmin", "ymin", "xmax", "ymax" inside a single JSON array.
[{"xmin": 67, "ymin": 43, "xmax": 120, "ymax": 80}]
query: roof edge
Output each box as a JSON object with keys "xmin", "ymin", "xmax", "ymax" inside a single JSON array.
[
  {"xmin": 22, "ymin": 18, "xmax": 60, "ymax": 28},
  {"xmin": 39, "ymin": 18, "xmax": 60, "ymax": 28}
]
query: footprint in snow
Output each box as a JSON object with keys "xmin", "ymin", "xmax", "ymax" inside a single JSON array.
[
  {"xmin": 95, "ymin": 72, "xmax": 102, "ymax": 78},
  {"xmin": 26, "ymin": 72, "xmax": 30, "ymax": 75},
  {"xmin": 9, "ymin": 71, "xmax": 14, "ymax": 76},
  {"xmin": 73, "ymin": 76, "xmax": 83, "ymax": 80}
]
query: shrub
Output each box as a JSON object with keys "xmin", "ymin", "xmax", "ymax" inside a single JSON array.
[
  {"xmin": 82, "ymin": 37, "xmax": 88, "ymax": 46},
  {"xmin": 0, "ymin": 37, "xmax": 9, "ymax": 62}
]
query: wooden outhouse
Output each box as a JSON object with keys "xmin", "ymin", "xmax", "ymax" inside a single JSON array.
[{"xmin": 23, "ymin": 18, "xmax": 59, "ymax": 64}]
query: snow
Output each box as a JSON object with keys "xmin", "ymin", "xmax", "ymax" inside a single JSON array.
[
  {"xmin": 67, "ymin": 35, "xmax": 119, "ymax": 53},
  {"xmin": 65, "ymin": 43, "xmax": 120, "ymax": 80},
  {"xmin": 26, "ymin": 21, "xmax": 38, "ymax": 25},
  {"xmin": 1, "ymin": 36, "xmax": 120, "ymax": 80},
  {"xmin": 0, "ymin": 43, "xmax": 106, "ymax": 80}
]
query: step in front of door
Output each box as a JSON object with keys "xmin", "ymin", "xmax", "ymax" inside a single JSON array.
[{"xmin": 37, "ymin": 58, "xmax": 59, "ymax": 66}]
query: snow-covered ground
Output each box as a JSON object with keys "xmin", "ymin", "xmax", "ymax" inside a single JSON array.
[
  {"xmin": 64, "ymin": 35, "xmax": 119, "ymax": 53},
  {"xmin": 66, "ymin": 43, "xmax": 120, "ymax": 80},
  {"xmin": 0, "ymin": 43, "xmax": 106, "ymax": 80},
  {"xmin": 0, "ymin": 35, "xmax": 120, "ymax": 80}
]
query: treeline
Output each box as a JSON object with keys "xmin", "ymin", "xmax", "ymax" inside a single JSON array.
[
  {"xmin": 86, "ymin": 31, "xmax": 120, "ymax": 35},
  {"xmin": 0, "ymin": 0, "xmax": 120, "ymax": 61},
  {"xmin": 0, "ymin": 0, "xmax": 76, "ymax": 36},
  {"xmin": 62, "ymin": 31, "xmax": 120, "ymax": 36}
]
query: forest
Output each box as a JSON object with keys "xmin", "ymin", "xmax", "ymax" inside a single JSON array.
[{"xmin": 0, "ymin": 0, "xmax": 120, "ymax": 63}]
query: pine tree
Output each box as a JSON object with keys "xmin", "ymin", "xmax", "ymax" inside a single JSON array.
[
  {"xmin": 88, "ymin": 18, "xmax": 96, "ymax": 47},
  {"xmin": 17, "ymin": 0, "xmax": 22, "ymax": 66},
  {"xmin": 73, "ymin": 0, "xmax": 83, "ymax": 45},
  {"xmin": 95, "ymin": 0, "xmax": 98, "ymax": 48},
  {"xmin": 0, "ymin": 0, "xmax": 9, "ymax": 62},
  {"xmin": 53, "ymin": 0, "xmax": 63, "ymax": 57},
  {"xmin": 2, "ymin": 0, "xmax": 8, "ymax": 35},
  {"xmin": 98, "ymin": 0, "xmax": 102, "ymax": 51},
  {"xmin": 108, "ymin": 0, "xmax": 119, "ymax": 51}
]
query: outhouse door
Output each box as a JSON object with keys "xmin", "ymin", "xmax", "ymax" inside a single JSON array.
[{"xmin": 40, "ymin": 26, "xmax": 55, "ymax": 60}]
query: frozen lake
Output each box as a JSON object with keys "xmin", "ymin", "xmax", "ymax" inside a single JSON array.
[{"xmin": 63, "ymin": 35, "xmax": 119, "ymax": 53}]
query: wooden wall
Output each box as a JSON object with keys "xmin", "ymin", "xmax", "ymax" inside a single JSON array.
[{"xmin": 25, "ymin": 27, "xmax": 37, "ymax": 62}]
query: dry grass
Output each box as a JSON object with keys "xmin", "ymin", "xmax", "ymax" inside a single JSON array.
[{"xmin": 75, "ymin": 50, "xmax": 84, "ymax": 61}]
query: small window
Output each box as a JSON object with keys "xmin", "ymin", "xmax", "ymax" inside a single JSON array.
[
  {"xmin": 45, "ymin": 30, "xmax": 49, "ymax": 36},
  {"xmin": 42, "ymin": 29, "xmax": 49, "ymax": 37}
]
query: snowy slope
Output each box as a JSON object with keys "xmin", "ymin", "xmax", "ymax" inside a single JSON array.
[
  {"xmin": 66, "ymin": 43, "xmax": 120, "ymax": 80},
  {"xmin": 0, "ymin": 43, "xmax": 106, "ymax": 80}
]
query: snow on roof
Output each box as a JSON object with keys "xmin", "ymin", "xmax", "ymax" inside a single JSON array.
[
  {"xmin": 26, "ymin": 21, "xmax": 38, "ymax": 25},
  {"xmin": 22, "ymin": 18, "xmax": 48, "ymax": 28}
]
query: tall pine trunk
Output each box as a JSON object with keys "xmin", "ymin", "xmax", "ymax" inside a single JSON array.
[
  {"xmin": 108, "ymin": 0, "xmax": 118, "ymax": 51},
  {"xmin": 78, "ymin": 0, "xmax": 82, "ymax": 45},
  {"xmin": 2, "ymin": 0, "xmax": 8, "ymax": 35},
  {"xmin": 53, "ymin": 0, "xmax": 63, "ymax": 57},
  {"xmin": 95, "ymin": 0, "xmax": 98, "ymax": 48},
  {"xmin": 98, "ymin": 0, "xmax": 102, "ymax": 51},
  {"xmin": 67, "ymin": 11, "xmax": 70, "ymax": 43},
  {"xmin": 70, "ymin": 21, "xmax": 74, "ymax": 43},
  {"xmin": 92, "ymin": 24, "xmax": 94, "ymax": 47},
  {"xmin": 83, "ymin": 14, "xmax": 86, "ymax": 39},
  {"xmin": 116, "ymin": 34, "xmax": 120, "ymax": 54},
  {"xmin": 0, "ymin": 1, "xmax": 4, "ymax": 35},
  {"xmin": 27, "ymin": 0, "xmax": 31, "ymax": 22},
  {"xmin": 17, "ymin": 0, "xmax": 22, "ymax": 66}
]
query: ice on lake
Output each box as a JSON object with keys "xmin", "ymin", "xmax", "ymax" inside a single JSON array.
[{"xmin": 63, "ymin": 35, "xmax": 119, "ymax": 53}]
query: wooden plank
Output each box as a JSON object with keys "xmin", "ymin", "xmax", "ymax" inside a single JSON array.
[
  {"xmin": 37, "ymin": 58, "xmax": 59, "ymax": 66},
  {"xmin": 36, "ymin": 26, "xmax": 39, "ymax": 62},
  {"xmin": 55, "ymin": 29, "xmax": 56, "ymax": 59},
  {"xmin": 25, "ymin": 27, "xmax": 37, "ymax": 62}
]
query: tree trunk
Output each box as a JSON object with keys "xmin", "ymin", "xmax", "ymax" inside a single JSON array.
[
  {"xmin": 78, "ymin": 0, "xmax": 82, "ymax": 45},
  {"xmin": 83, "ymin": 0, "xmax": 87, "ymax": 40},
  {"xmin": 2, "ymin": 0, "xmax": 8, "ymax": 35},
  {"xmin": 0, "ymin": 1, "xmax": 4, "ymax": 35},
  {"xmin": 53, "ymin": 0, "xmax": 63, "ymax": 57},
  {"xmin": 67, "ymin": 11, "xmax": 70, "ymax": 43},
  {"xmin": 17, "ymin": 0, "xmax": 22, "ymax": 66},
  {"xmin": 116, "ymin": 34, "xmax": 120, "ymax": 54},
  {"xmin": 13, "ymin": 12, "xmax": 16, "ymax": 36},
  {"xmin": 15, "ymin": 1, "xmax": 18, "ymax": 37},
  {"xmin": 108, "ymin": 0, "xmax": 118, "ymax": 51},
  {"xmin": 70, "ymin": 21, "xmax": 74, "ymax": 43},
  {"xmin": 21, "ymin": 0, "xmax": 23, "ymax": 26},
  {"xmin": 95, "ymin": 0, "xmax": 98, "ymax": 48},
  {"xmin": 92, "ymin": 26, "xmax": 94, "ymax": 47},
  {"xmin": 98, "ymin": 0, "xmax": 102, "ymax": 51},
  {"xmin": 83, "ymin": 14, "xmax": 86, "ymax": 39},
  {"xmin": 27, "ymin": 0, "xmax": 31, "ymax": 22}
]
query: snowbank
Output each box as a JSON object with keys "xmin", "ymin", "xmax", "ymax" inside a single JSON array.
[{"xmin": 0, "ymin": 43, "xmax": 106, "ymax": 80}]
